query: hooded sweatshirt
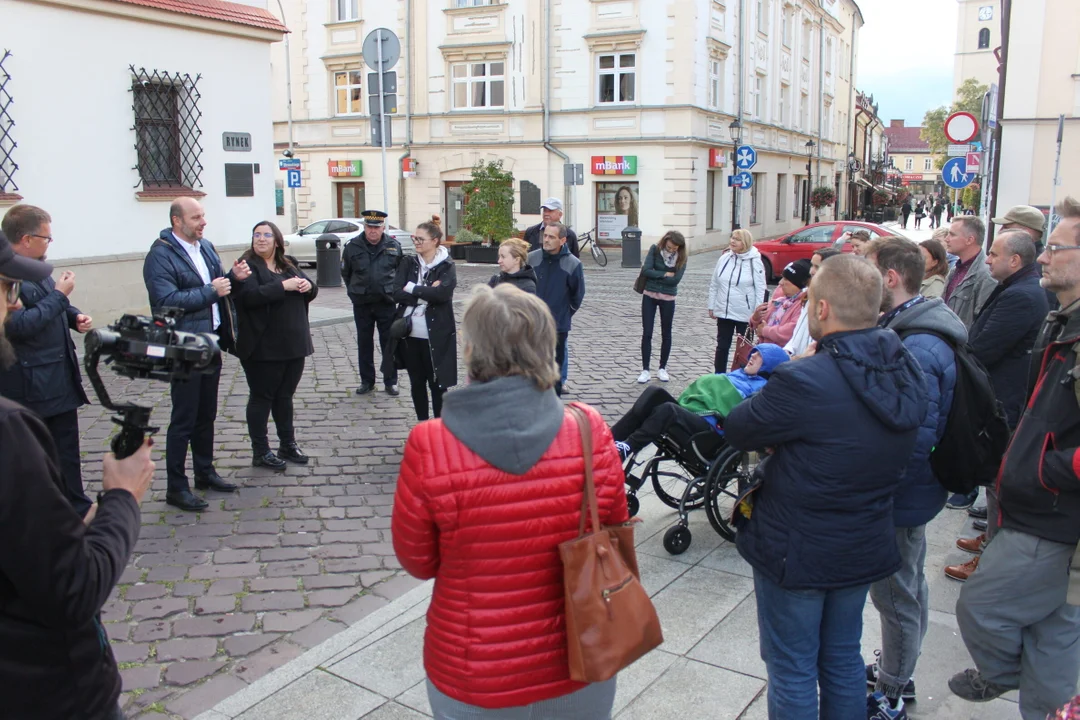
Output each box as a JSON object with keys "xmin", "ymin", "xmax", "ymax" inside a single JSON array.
[
  {"xmin": 883, "ymin": 298, "xmax": 967, "ymax": 527},
  {"xmin": 726, "ymin": 327, "xmax": 929, "ymax": 590},
  {"xmin": 678, "ymin": 343, "xmax": 790, "ymax": 420},
  {"xmin": 404, "ymin": 246, "xmax": 451, "ymax": 340}
]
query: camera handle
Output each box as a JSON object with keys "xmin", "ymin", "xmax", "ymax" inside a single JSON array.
[{"xmin": 84, "ymin": 341, "xmax": 159, "ymax": 460}]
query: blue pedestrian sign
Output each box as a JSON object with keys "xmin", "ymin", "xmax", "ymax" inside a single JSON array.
[
  {"xmin": 286, "ymin": 169, "xmax": 302, "ymax": 189},
  {"xmin": 942, "ymin": 157, "xmax": 974, "ymax": 189},
  {"xmin": 728, "ymin": 172, "xmax": 753, "ymax": 190},
  {"xmin": 735, "ymin": 145, "xmax": 758, "ymax": 171}
]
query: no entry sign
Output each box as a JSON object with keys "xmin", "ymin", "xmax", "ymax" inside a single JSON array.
[{"xmin": 945, "ymin": 112, "xmax": 979, "ymax": 144}]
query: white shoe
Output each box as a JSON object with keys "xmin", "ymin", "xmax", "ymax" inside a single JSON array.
[
  {"xmin": 637, "ymin": 370, "xmax": 651, "ymax": 384},
  {"xmin": 658, "ymin": 368, "xmax": 670, "ymax": 382}
]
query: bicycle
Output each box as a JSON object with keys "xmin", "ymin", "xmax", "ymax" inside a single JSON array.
[{"xmin": 577, "ymin": 228, "xmax": 608, "ymax": 267}]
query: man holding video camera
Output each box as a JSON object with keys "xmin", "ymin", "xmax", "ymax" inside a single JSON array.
[
  {"xmin": 143, "ymin": 198, "xmax": 250, "ymax": 512},
  {"xmin": 0, "ymin": 228, "xmax": 156, "ymax": 720}
]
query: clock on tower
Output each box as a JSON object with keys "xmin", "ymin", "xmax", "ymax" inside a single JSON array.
[{"xmin": 979, "ymin": 6, "xmax": 993, "ymax": 21}]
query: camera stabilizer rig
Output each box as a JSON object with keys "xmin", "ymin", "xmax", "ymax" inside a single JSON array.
[{"xmin": 83, "ymin": 309, "xmax": 221, "ymax": 459}]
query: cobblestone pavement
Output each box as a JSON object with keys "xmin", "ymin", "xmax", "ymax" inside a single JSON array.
[{"xmin": 81, "ymin": 248, "xmax": 728, "ymax": 718}]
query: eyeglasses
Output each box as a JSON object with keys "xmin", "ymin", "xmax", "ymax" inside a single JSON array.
[
  {"xmin": 29, "ymin": 234, "xmax": 53, "ymax": 243},
  {"xmin": 0, "ymin": 275, "xmax": 21, "ymax": 305},
  {"xmin": 252, "ymin": 232, "xmax": 275, "ymax": 240},
  {"xmin": 1045, "ymin": 244, "xmax": 1080, "ymax": 257},
  {"xmin": 410, "ymin": 235, "xmax": 430, "ymax": 244}
]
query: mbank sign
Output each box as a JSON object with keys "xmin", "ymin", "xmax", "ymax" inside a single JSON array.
[
  {"xmin": 328, "ymin": 160, "xmax": 363, "ymax": 177},
  {"xmin": 591, "ymin": 156, "xmax": 637, "ymax": 175}
]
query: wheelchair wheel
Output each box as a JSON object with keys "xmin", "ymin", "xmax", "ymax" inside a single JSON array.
[
  {"xmin": 663, "ymin": 525, "xmax": 692, "ymax": 555},
  {"xmin": 626, "ymin": 492, "xmax": 640, "ymax": 518},
  {"xmin": 649, "ymin": 455, "xmax": 706, "ymax": 511},
  {"xmin": 704, "ymin": 448, "xmax": 752, "ymax": 542}
]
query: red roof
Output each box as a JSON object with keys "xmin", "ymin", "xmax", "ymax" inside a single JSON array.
[
  {"xmin": 885, "ymin": 125, "xmax": 929, "ymax": 153},
  {"xmin": 111, "ymin": 0, "xmax": 288, "ymax": 32}
]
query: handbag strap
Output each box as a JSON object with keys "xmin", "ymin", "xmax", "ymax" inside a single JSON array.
[{"xmin": 568, "ymin": 405, "xmax": 601, "ymax": 537}]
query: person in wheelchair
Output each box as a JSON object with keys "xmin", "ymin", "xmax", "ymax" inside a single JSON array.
[{"xmin": 612, "ymin": 343, "xmax": 789, "ymax": 461}]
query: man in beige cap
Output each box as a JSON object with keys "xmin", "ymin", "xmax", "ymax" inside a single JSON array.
[{"xmin": 992, "ymin": 205, "xmax": 1046, "ymax": 252}]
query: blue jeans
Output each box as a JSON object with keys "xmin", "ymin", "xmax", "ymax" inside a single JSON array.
[
  {"xmin": 560, "ymin": 337, "xmax": 569, "ymax": 385},
  {"xmin": 869, "ymin": 525, "xmax": 930, "ymax": 699},
  {"xmin": 754, "ymin": 569, "xmax": 871, "ymax": 720}
]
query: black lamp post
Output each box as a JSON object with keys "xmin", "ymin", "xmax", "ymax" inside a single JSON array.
[
  {"xmin": 729, "ymin": 119, "xmax": 744, "ymax": 230},
  {"xmin": 804, "ymin": 139, "xmax": 816, "ymax": 224}
]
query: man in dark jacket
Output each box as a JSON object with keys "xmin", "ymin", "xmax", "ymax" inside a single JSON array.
[
  {"xmin": 725, "ymin": 254, "xmax": 928, "ymax": 719},
  {"xmin": 341, "ymin": 210, "xmax": 403, "ymax": 396},
  {"xmin": 528, "ymin": 223, "xmax": 584, "ymax": 396},
  {"xmin": 143, "ymin": 197, "xmax": 250, "ymax": 512},
  {"xmin": 951, "ymin": 197, "xmax": 1080, "ymax": 720},
  {"xmin": 0, "ymin": 229, "xmax": 156, "ymax": 720},
  {"xmin": 0, "ymin": 204, "xmax": 93, "ymax": 516},
  {"xmin": 524, "ymin": 197, "xmax": 579, "ymax": 258},
  {"xmin": 864, "ymin": 237, "xmax": 965, "ymax": 715}
]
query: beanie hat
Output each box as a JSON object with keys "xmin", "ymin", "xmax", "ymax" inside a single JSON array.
[{"xmin": 782, "ymin": 259, "xmax": 812, "ymax": 290}]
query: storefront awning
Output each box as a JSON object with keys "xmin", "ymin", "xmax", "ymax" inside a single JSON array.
[{"xmin": 855, "ymin": 176, "xmax": 873, "ymax": 189}]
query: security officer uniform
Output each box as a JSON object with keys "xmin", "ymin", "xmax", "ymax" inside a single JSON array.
[{"xmin": 341, "ymin": 210, "xmax": 403, "ymax": 395}]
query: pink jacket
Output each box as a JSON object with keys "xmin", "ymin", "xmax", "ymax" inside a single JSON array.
[{"xmin": 758, "ymin": 290, "xmax": 806, "ymax": 346}]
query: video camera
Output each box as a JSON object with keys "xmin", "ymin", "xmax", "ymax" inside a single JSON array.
[{"xmin": 84, "ymin": 309, "xmax": 221, "ymax": 459}]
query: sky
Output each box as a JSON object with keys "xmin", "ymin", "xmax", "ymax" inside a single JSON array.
[{"xmin": 855, "ymin": 0, "xmax": 958, "ymax": 127}]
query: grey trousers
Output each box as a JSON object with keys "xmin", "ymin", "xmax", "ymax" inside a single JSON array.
[
  {"xmin": 957, "ymin": 528, "xmax": 1080, "ymax": 720},
  {"xmin": 870, "ymin": 525, "xmax": 930, "ymax": 699},
  {"xmin": 426, "ymin": 678, "xmax": 616, "ymax": 720}
]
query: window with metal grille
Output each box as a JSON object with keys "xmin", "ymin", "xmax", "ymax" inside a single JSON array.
[
  {"xmin": 130, "ymin": 67, "xmax": 203, "ymax": 191},
  {"xmin": 0, "ymin": 50, "xmax": 17, "ymax": 197}
]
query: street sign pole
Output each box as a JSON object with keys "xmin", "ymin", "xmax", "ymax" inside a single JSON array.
[
  {"xmin": 1049, "ymin": 114, "xmax": 1065, "ymax": 240},
  {"xmin": 376, "ymin": 33, "xmax": 389, "ymax": 215}
]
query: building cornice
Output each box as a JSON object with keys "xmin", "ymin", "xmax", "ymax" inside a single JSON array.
[
  {"xmin": 582, "ymin": 28, "xmax": 647, "ymax": 53},
  {"xmin": 437, "ymin": 40, "xmax": 513, "ymax": 63}
]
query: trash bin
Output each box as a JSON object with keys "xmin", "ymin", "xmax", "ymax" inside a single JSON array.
[
  {"xmin": 621, "ymin": 227, "xmax": 642, "ymax": 269},
  {"xmin": 316, "ymin": 234, "xmax": 342, "ymax": 288}
]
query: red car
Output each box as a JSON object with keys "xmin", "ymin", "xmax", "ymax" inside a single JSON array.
[{"xmin": 754, "ymin": 221, "xmax": 894, "ymax": 281}]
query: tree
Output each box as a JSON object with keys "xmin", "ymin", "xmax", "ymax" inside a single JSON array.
[
  {"xmin": 462, "ymin": 160, "xmax": 515, "ymax": 244},
  {"xmin": 920, "ymin": 78, "xmax": 989, "ymax": 170}
]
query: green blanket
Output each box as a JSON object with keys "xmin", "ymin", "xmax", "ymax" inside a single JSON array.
[{"xmin": 677, "ymin": 374, "xmax": 745, "ymax": 418}]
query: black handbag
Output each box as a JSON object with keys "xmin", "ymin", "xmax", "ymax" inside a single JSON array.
[{"xmin": 390, "ymin": 314, "xmax": 412, "ymax": 341}]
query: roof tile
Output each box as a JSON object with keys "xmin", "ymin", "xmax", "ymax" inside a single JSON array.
[
  {"xmin": 109, "ymin": 0, "xmax": 288, "ymax": 33},
  {"xmin": 885, "ymin": 126, "xmax": 930, "ymax": 152}
]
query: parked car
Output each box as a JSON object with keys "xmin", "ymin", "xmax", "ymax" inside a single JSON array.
[
  {"xmin": 753, "ymin": 221, "xmax": 896, "ymax": 280},
  {"xmin": 283, "ymin": 218, "xmax": 414, "ymax": 266}
]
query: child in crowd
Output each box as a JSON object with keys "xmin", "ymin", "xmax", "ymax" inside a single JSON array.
[{"xmin": 612, "ymin": 343, "xmax": 789, "ymax": 459}]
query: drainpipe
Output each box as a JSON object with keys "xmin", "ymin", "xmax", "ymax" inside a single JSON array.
[
  {"xmin": 543, "ymin": 0, "xmax": 572, "ymax": 226},
  {"xmin": 398, "ymin": 0, "xmax": 412, "ymax": 230},
  {"xmin": 816, "ymin": 7, "xmax": 824, "ymax": 196},
  {"xmin": 733, "ymin": 0, "xmax": 745, "ymax": 230},
  {"xmin": 843, "ymin": 20, "xmax": 857, "ymax": 219},
  {"xmin": 986, "ymin": 0, "xmax": 1010, "ymax": 247}
]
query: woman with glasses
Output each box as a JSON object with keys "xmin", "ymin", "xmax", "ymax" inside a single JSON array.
[
  {"xmin": 235, "ymin": 221, "xmax": 318, "ymax": 471},
  {"xmin": 392, "ymin": 216, "xmax": 457, "ymax": 421}
]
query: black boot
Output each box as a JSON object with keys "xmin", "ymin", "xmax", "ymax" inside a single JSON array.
[
  {"xmin": 277, "ymin": 442, "xmax": 309, "ymax": 464},
  {"xmin": 253, "ymin": 451, "xmax": 287, "ymax": 471}
]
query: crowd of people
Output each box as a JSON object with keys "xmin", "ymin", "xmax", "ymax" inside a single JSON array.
[{"xmin": 3, "ymin": 191, "xmax": 1080, "ymax": 720}]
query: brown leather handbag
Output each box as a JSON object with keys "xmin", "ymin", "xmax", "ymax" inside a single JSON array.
[
  {"xmin": 730, "ymin": 326, "xmax": 756, "ymax": 371},
  {"xmin": 560, "ymin": 405, "xmax": 663, "ymax": 683}
]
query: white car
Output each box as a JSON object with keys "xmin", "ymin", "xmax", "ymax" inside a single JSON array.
[{"xmin": 283, "ymin": 218, "xmax": 414, "ymax": 265}]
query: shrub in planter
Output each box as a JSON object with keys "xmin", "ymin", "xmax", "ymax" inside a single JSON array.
[
  {"xmin": 453, "ymin": 229, "xmax": 483, "ymax": 245},
  {"xmin": 461, "ymin": 160, "xmax": 515, "ymax": 244}
]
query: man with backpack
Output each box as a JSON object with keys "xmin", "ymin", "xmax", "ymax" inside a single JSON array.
[
  {"xmin": 863, "ymin": 238, "xmax": 967, "ymax": 719},
  {"xmin": 950, "ymin": 197, "xmax": 1080, "ymax": 720},
  {"xmin": 945, "ymin": 229, "xmax": 1049, "ymax": 581}
]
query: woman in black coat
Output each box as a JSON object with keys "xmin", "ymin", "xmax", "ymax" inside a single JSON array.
[
  {"xmin": 393, "ymin": 218, "xmax": 458, "ymax": 421},
  {"xmin": 487, "ymin": 237, "xmax": 537, "ymax": 293},
  {"xmin": 236, "ymin": 221, "xmax": 318, "ymax": 470}
]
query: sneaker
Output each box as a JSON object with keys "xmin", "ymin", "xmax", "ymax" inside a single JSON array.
[
  {"xmin": 866, "ymin": 655, "xmax": 917, "ymax": 701},
  {"xmin": 615, "ymin": 441, "xmax": 633, "ymax": 463},
  {"xmin": 947, "ymin": 489, "xmax": 978, "ymax": 510},
  {"xmin": 637, "ymin": 370, "xmax": 651, "ymax": 383},
  {"xmin": 867, "ymin": 692, "xmax": 907, "ymax": 720},
  {"xmin": 658, "ymin": 368, "xmax": 670, "ymax": 382},
  {"xmin": 947, "ymin": 668, "xmax": 1010, "ymax": 702},
  {"xmin": 944, "ymin": 556, "xmax": 979, "ymax": 581}
]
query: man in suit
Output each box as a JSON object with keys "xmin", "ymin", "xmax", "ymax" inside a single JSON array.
[
  {"xmin": 0, "ymin": 204, "xmax": 93, "ymax": 516},
  {"xmin": 143, "ymin": 198, "xmax": 251, "ymax": 512}
]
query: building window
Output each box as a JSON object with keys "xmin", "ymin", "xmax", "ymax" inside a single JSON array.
[
  {"xmin": 978, "ymin": 28, "xmax": 991, "ymax": 49},
  {"xmin": 597, "ymin": 53, "xmax": 636, "ymax": 104},
  {"xmin": 0, "ymin": 50, "xmax": 16, "ymax": 196},
  {"xmin": 336, "ymin": 0, "xmax": 358, "ymax": 22},
  {"xmin": 802, "ymin": 22, "xmax": 812, "ymax": 61},
  {"xmin": 708, "ymin": 59, "xmax": 723, "ymax": 110},
  {"xmin": 706, "ymin": 171, "xmax": 716, "ymax": 230},
  {"xmin": 794, "ymin": 176, "xmax": 802, "ymax": 218},
  {"xmin": 757, "ymin": 0, "xmax": 769, "ymax": 34},
  {"xmin": 750, "ymin": 173, "xmax": 762, "ymax": 224},
  {"xmin": 455, "ymin": 0, "xmax": 494, "ymax": 5},
  {"xmin": 334, "ymin": 71, "xmax": 363, "ymax": 115},
  {"xmin": 800, "ymin": 92, "xmax": 809, "ymax": 130},
  {"xmin": 779, "ymin": 84, "xmax": 790, "ymax": 126},
  {"xmin": 826, "ymin": 37, "xmax": 834, "ymax": 75},
  {"xmin": 130, "ymin": 66, "xmax": 202, "ymax": 190},
  {"xmin": 452, "ymin": 61, "xmax": 505, "ymax": 109},
  {"xmin": 753, "ymin": 75, "xmax": 764, "ymax": 119},
  {"xmin": 782, "ymin": 10, "xmax": 792, "ymax": 47},
  {"xmin": 775, "ymin": 174, "xmax": 785, "ymax": 221},
  {"xmin": 905, "ymin": 157, "xmax": 913, "ymax": 171},
  {"xmin": 924, "ymin": 157, "xmax": 933, "ymax": 171}
]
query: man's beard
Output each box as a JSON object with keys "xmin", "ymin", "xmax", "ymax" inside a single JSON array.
[
  {"xmin": 880, "ymin": 286, "xmax": 895, "ymax": 314},
  {"xmin": 0, "ymin": 332, "xmax": 16, "ymax": 371}
]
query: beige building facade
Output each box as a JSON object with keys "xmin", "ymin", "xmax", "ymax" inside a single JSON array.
[
  {"xmin": 953, "ymin": 0, "xmax": 1001, "ymax": 95},
  {"xmin": 271, "ymin": 0, "xmax": 864, "ymax": 251}
]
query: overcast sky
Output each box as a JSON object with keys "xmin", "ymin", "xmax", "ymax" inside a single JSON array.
[{"xmin": 855, "ymin": 0, "xmax": 957, "ymax": 127}]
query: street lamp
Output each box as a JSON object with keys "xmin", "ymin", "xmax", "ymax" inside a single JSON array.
[
  {"xmin": 729, "ymin": 119, "xmax": 744, "ymax": 230},
  {"xmin": 804, "ymin": 140, "xmax": 816, "ymax": 224},
  {"xmin": 273, "ymin": 0, "xmax": 297, "ymax": 233}
]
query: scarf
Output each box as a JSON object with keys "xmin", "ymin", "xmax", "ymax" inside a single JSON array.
[{"xmin": 660, "ymin": 248, "xmax": 678, "ymax": 268}]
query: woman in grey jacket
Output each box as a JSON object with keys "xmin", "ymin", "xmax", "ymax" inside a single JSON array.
[
  {"xmin": 637, "ymin": 231, "xmax": 687, "ymax": 383},
  {"xmin": 708, "ymin": 229, "xmax": 768, "ymax": 373}
]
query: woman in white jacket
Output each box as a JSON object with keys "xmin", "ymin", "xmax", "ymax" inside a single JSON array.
[{"xmin": 707, "ymin": 229, "xmax": 767, "ymax": 373}]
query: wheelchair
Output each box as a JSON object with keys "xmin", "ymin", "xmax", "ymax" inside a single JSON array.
[{"xmin": 623, "ymin": 424, "xmax": 754, "ymax": 555}]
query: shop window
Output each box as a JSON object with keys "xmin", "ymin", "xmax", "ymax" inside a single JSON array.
[
  {"xmin": 775, "ymin": 174, "xmax": 785, "ymax": 221},
  {"xmin": 452, "ymin": 61, "xmax": 505, "ymax": 110},
  {"xmin": 707, "ymin": 171, "xmax": 716, "ymax": 230},
  {"xmin": 596, "ymin": 182, "xmax": 639, "ymax": 242},
  {"xmin": 131, "ymin": 66, "xmax": 202, "ymax": 192},
  {"xmin": 597, "ymin": 53, "xmax": 636, "ymax": 105},
  {"xmin": 335, "ymin": 71, "xmax": 363, "ymax": 116}
]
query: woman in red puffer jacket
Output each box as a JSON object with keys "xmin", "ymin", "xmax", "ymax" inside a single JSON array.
[{"xmin": 392, "ymin": 283, "xmax": 629, "ymax": 719}]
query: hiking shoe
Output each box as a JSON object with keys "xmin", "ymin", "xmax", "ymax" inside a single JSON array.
[
  {"xmin": 615, "ymin": 441, "xmax": 633, "ymax": 463},
  {"xmin": 637, "ymin": 370, "xmax": 651, "ymax": 383},
  {"xmin": 947, "ymin": 490, "xmax": 978, "ymax": 509},
  {"xmin": 658, "ymin": 368, "xmax": 670, "ymax": 382},
  {"xmin": 956, "ymin": 533, "xmax": 986, "ymax": 554},
  {"xmin": 945, "ymin": 556, "xmax": 980, "ymax": 581},
  {"xmin": 867, "ymin": 692, "xmax": 908, "ymax": 720},
  {"xmin": 866, "ymin": 656, "xmax": 917, "ymax": 701},
  {"xmin": 948, "ymin": 669, "xmax": 1010, "ymax": 702}
]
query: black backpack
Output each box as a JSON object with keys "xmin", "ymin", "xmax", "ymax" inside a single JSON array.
[{"xmin": 899, "ymin": 329, "xmax": 1011, "ymax": 494}]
